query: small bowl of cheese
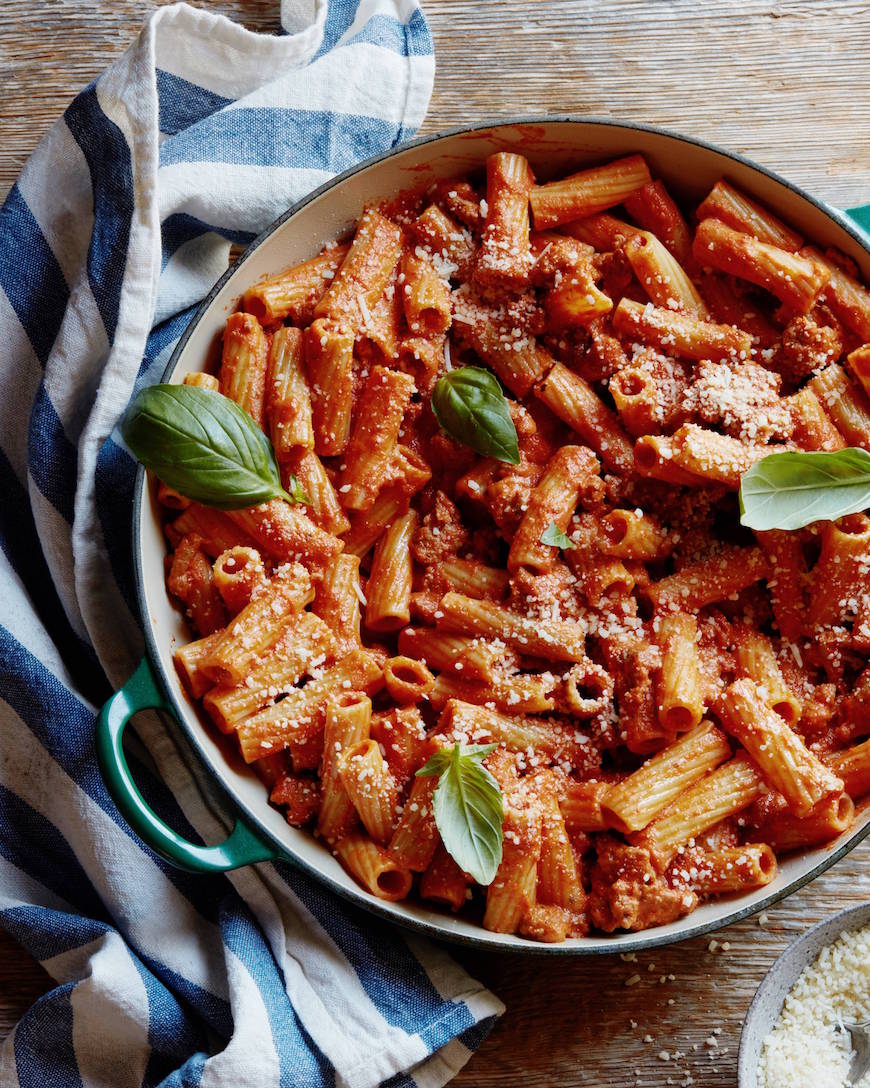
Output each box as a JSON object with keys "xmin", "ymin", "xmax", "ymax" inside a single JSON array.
[{"xmin": 739, "ymin": 902, "xmax": 870, "ymax": 1088}]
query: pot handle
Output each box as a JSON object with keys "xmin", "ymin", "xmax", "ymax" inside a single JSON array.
[
  {"xmin": 845, "ymin": 205, "xmax": 870, "ymax": 237},
  {"xmin": 96, "ymin": 657, "xmax": 285, "ymax": 873}
]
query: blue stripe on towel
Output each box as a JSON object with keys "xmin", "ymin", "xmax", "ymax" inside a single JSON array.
[
  {"xmin": 159, "ymin": 108, "xmax": 397, "ymax": 171},
  {"xmin": 156, "ymin": 70, "xmax": 234, "ymax": 136},
  {"xmin": 64, "ymin": 85, "xmax": 134, "ymax": 342}
]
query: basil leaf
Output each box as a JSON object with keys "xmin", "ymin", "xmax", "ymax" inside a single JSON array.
[
  {"xmin": 540, "ymin": 520, "xmax": 576, "ymax": 550},
  {"xmin": 431, "ymin": 366, "xmax": 520, "ymax": 464},
  {"xmin": 121, "ymin": 384, "xmax": 301, "ymax": 510},
  {"xmin": 283, "ymin": 473, "xmax": 311, "ymax": 506},
  {"xmin": 417, "ymin": 743, "xmax": 503, "ymax": 885},
  {"xmin": 739, "ymin": 447, "xmax": 870, "ymax": 530}
]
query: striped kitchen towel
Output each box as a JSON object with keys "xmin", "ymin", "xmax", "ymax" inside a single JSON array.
[{"xmin": 0, "ymin": 3, "xmax": 504, "ymax": 1085}]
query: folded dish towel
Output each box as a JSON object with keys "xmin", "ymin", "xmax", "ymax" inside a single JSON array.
[{"xmin": 0, "ymin": 3, "xmax": 504, "ymax": 1085}]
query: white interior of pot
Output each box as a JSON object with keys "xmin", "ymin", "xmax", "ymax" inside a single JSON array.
[{"xmin": 137, "ymin": 120, "xmax": 870, "ymax": 952}]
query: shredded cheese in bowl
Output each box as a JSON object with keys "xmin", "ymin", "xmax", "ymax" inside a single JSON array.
[{"xmin": 758, "ymin": 922, "xmax": 870, "ymax": 1088}]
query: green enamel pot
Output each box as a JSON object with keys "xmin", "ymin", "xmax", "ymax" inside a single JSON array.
[{"xmin": 97, "ymin": 117, "xmax": 870, "ymax": 953}]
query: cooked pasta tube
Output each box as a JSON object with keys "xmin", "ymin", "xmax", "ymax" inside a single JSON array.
[
  {"xmin": 536, "ymin": 783, "xmax": 585, "ymax": 912},
  {"xmin": 199, "ymin": 567, "xmax": 313, "ymax": 685},
  {"xmin": 824, "ymin": 738, "xmax": 870, "ymax": 800},
  {"xmin": 305, "ymin": 318, "xmax": 354, "ymax": 456},
  {"xmin": 356, "ymin": 276, "xmax": 402, "ymax": 365},
  {"xmin": 671, "ymin": 844, "xmax": 777, "ymax": 896},
  {"xmin": 612, "ymin": 297, "xmax": 753, "ymax": 362},
  {"xmin": 649, "ymin": 545, "xmax": 768, "ymax": 614},
  {"xmin": 732, "ymin": 625, "xmax": 801, "ymax": 725},
  {"xmin": 847, "ymin": 343, "xmax": 870, "ymax": 401},
  {"xmin": 396, "ymin": 627, "xmax": 508, "ymax": 681},
  {"xmin": 412, "ymin": 204, "xmax": 476, "ymax": 281},
  {"xmin": 475, "ymin": 151, "xmax": 535, "ymax": 288},
  {"xmin": 755, "ymin": 529, "xmax": 808, "ymax": 642},
  {"xmin": 338, "ymin": 738, "xmax": 400, "ymax": 845},
  {"xmin": 632, "ymin": 754, "xmax": 764, "ymax": 872},
  {"xmin": 803, "ymin": 247, "xmax": 870, "ymax": 341},
  {"xmin": 508, "ymin": 445, "xmax": 600, "ymax": 574},
  {"xmin": 438, "ymin": 557, "xmax": 509, "ymax": 600},
  {"xmin": 242, "ymin": 243, "xmax": 350, "ymax": 324},
  {"xmin": 333, "ymin": 833, "xmax": 412, "ymax": 901},
  {"xmin": 203, "ymin": 611, "xmax": 337, "ymax": 732},
  {"xmin": 558, "ymin": 780, "xmax": 610, "ymax": 832},
  {"xmin": 808, "ymin": 364, "xmax": 870, "ymax": 448},
  {"xmin": 212, "ymin": 546, "xmax": 266, "ymax": 615},
  {"xmin": 669, "ymin": 424, "xmax": 787, "ymax": 490},
  {"xmin": 235, "ymin": 649, "xmax": 385, "ymax": 762},
  {"xmin": 483, "ymin": 798, "xmax": 543, "ymax": 933},
  {"xmin": 655, "ymin": 612, "xmax": 704, "ymax": 734},
  {"xmin": 313, "ymin": 208, "xmax": 403, "ymax": 328},
  {"xmin": 167, "ymin": 535, "xmax": 227, "ymax": 636},
  {"xmin": 183, "ymin": 371, "xmax": 220, "ymax": 391},
  {"xmin": 806, "ymin": 514, "xmax": 870, "ymax": 629},
  {"xmin": 428, "ymin": 671, "xmax": 556, "ymax": 715},
  {"xmin": 369, "ymin": 708, "xmax": 430, "ymax": 787},
  {"xmin": 535, "ymin": 362, "xmax": 634, "ymax": 475},
  {"xmin": 285, "ymin": 450, "xmax": 350, "ymax": 536},
  {"xmin": 226, "ymin": 500, "xmax": 342, "ymax": 571},
  {"xmin": 561, "ymin": 212, "xmax": 641, "ymax": 250},
  {"xmin": 336, "ymin": 366, "xmax": 415, "ymax": 511},
  {"xmin": 219, "ymin": 312, "xmax": 268, "ymax": 427},
  {"xmin": 266, "ymin": 326, "xmax": 314, "ymax": 456},
  {"xmin": 388, "ymin": 776, "xmax": 439, "ymax": 872},
  {"xmin": 633, "ymin": 435, "xmax": 707, "ymax": 486},
  {"xmin": 343, "ymin": 486, "xmax": 410, "ymax": 560},
  {"xmin": 170, "ymin": 503, "xmax": 259, "ymax": 558},
  {"xmin": 552, "ymin": 659, "xmax": 613, "ymax": 719},
  {"xmin": 624, "ymin": 230, "xmax": 709, "ymax": 317},
  {"xmin": 316, "ymin": 692, "xmax": 372, "ymax": 843},
  {"xmin": 623, "ymin": 179, "xmax": 694, "ymax": 266},
  {"xmin": 399, "ymin": 249, "xmax": 452, "ymax": 335},
  {"xmin": 438, "ymin": 591, "xmax": 587, "ymax": 663},
  {"xmin": 696, "ymin": 180, "xmax": 803, "ymax": 251},
  {"xmin": 753, "ymin": 792, "xmax": 854, "ymax": 853},
  {"xmin": 602, "ymin": 721, "xmax": 731, "ymax": 834},
  {"xmin": 173, "ymin": 632, "xmax": 221, "ymax": 699},
  {"xmin": 529, "ymin": 154, "xmax": 651, "ymax": 230},
  {"xmin": 600, "ymin": 509, "xmax": 671, "ymax": 562},
  {"xmin": 693, "ymin": 218, "xmax": 829, "ymax": 313},
  {"xmin": 420, "ymin": 844, "xmax": 471, "ymax": 911},
  {"xmin": 787, "ymin": 387, "xmax": 846, "ymax": 452},
  {"xmin": 451, "ymin": 288, "xmax": 553, "ymax": 398},
  {"xmin": 365, "ymin": 511, "xmax": 416, "ymax": 632},
  {"xmin": 383, "ymin": 656, "xmax": 434, "ymax": 704},
  {"xmin": 438, "ymin": 699, "xmax": 595, "ymax": 769},
  {"xmin": 716, "ymin": 679, "xmax": 842, "ymax": 816},
  {"xmin": 312, "ymin": 553, "xmax": 362, "ymax": 655}
]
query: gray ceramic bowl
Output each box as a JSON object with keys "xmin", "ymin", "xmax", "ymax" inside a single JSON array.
[{"xmin": 738, "ymin": 902, "xmax": 870, "ymax": 1086}]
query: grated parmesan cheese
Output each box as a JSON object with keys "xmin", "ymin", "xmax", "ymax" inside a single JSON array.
[{"xmin": 758, "ymin": 922, "xmax": 870, "ymax": 1088}]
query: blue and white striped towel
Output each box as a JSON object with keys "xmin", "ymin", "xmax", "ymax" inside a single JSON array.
[{"xmin": 0, "ymin": 3, "xmax": 505, "ymax": 1084}]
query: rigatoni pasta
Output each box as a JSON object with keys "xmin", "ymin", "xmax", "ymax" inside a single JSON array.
[{"xmin": 153, "ymin": 149, "xmax": 870, "ymax": 943}]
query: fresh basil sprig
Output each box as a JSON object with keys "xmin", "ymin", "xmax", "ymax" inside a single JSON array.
[
  {"xmin": 431, "ymin": 366, "xmax": 520, "ymax": 464},
  {"xmin": 739, "ymin": 447, "xmax": 870, "ymax": 531},
  {"xmin": 540, "ymin": 520, "xmax": 576, "ymax": 550},
  {"xmin": 121, "ymin": 384, "xmax": 306, "ymax": 510},
  {"xmin": 416, "ymin": 742, "xmax": 503, "ymax": 885}
]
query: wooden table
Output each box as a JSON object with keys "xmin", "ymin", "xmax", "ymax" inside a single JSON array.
[{"xmin": 1, "ymin": 1, "xmax": 869, "ymax": 1083}]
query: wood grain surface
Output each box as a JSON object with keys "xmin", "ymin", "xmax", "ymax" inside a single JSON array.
[{"xmin": 2, "ymin": 2, "xmax": 869, "ymax": 1084}]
